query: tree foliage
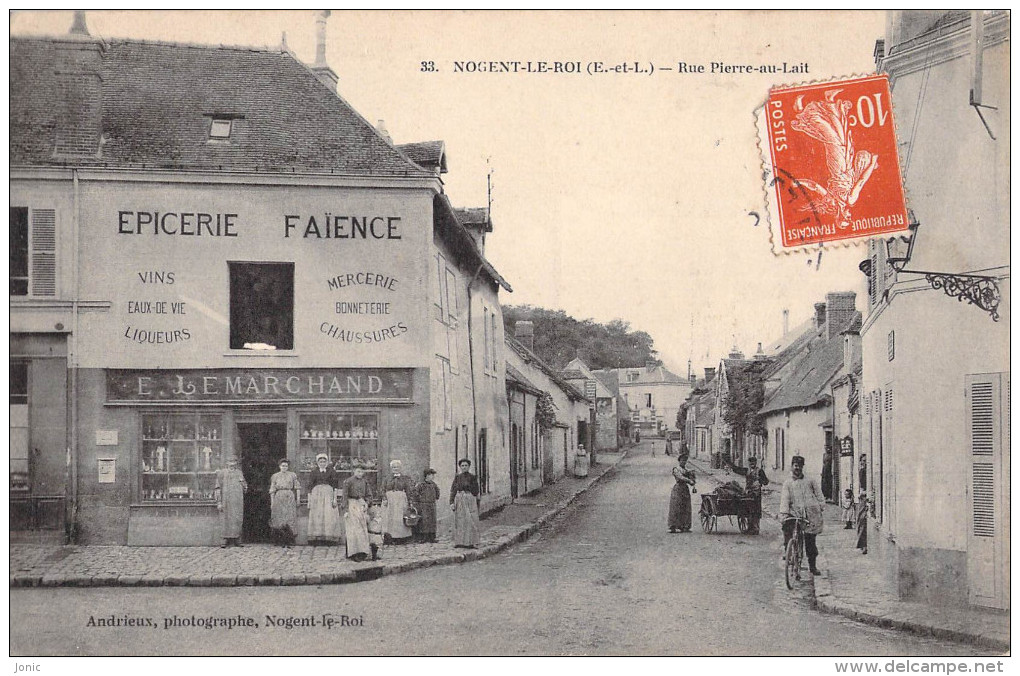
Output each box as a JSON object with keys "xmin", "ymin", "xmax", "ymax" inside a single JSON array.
[
  {"xmin": 502, "ymin": 304, "xmax": 660, "ymax": 370},
  {"xmin": 721, "ymin": 361, "xmax": 768, "ymax": 446}
]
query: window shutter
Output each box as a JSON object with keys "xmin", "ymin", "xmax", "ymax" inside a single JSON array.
[
  {"xmin": 966, "ymin": 373, "xmax": 1007, "ymax": 608},
  {"xmin": 30, "ymin": 209, "xmax": 56, "ymax": 296}
]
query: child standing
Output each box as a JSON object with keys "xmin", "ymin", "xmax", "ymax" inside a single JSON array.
[
  {"xmin": 367, "ymin": 502, "xmax": 384, "ymax": 561},
  {"xmin": 840, "ymin": 488, "xmax": 856, "ymax": 529}
]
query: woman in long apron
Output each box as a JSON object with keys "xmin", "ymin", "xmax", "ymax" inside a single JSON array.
[
  {"xmin": 450, "ymin": 458, "xmax": 481, "ymax": 548},
  {"xmin": 269, "ymin": 458, "xmax": 299, "ymax": 548},
  {"xmin": 342, "ymin": 462, "xmax": 373, "ymax": 560},
  {"xmin": 667, "ymin": 454, "xmax": 696, "ymax": 533},
  {"xmin": 307, "ymin": 453, "xmax": 341, "ymax": 545},
  {"xmin": 215, "ymin": 457, "xmax": 248, "ymax": 547},
  {"xmin": 381, "ymin": 459, "xmax": 415, "ymax": 544}
]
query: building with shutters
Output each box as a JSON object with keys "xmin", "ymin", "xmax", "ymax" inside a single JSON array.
[
  {"xmin": 860, "ymin": 11, "xmax": 1009, "ymax": 609},
  {"xmin": 10, "ymin": 13, "xmax": 513, "ymax": 544}
]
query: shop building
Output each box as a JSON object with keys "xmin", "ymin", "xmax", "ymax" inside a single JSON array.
[{"xmin": 10, "ymin": 16, "xmax": 511, "ymax": 545}]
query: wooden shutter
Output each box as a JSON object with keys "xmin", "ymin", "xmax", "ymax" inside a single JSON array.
[
  {"xmin": 30, "ymin": 208, "xmax": 56, "ymax": 296},
  {"xmin": 967, "ymin": 373, "xmax": 1008, "ymax": 609}
]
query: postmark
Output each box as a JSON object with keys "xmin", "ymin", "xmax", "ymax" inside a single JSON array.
[{"xmin": 759, "ymin": 74, "xmax": 909, "ymax": 252}]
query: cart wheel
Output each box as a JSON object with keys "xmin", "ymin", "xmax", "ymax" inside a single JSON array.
[
  {"xmin": 700, "ymin": 509, "xmax": 712, "ymax": 533},
  {"xmin": 737, "ymin": 515, "xmax": 749, "ymax": 533}
]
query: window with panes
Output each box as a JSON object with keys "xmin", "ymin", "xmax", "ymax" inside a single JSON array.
[{"xmin": 141, "ymin": 412, "xmax": 223, "ymax": 501}]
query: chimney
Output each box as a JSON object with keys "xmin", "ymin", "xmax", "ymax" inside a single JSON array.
[
  {"xmin": 728, "ymin": 344, "xmax": 745, "ymax": 360},
  {"xmin": 311, "ymin": 10, "xmax": 338, "ymax": 91},
  {"xmin": 687, "ymin": 359, "xmax": 693, "ymax": 382},
  {"xmin": 782, "ymin": 309, "xmax": 789, "ymax": 337},
  {"xmin": 704, "ymin": 367, "xmax": 716, "ymax": 382},
  {"xmin": 843, "ymin": 329, "xmax": 861, "ymax": 371},
  {"xmin": 754, "ymin": 342, "xmax": 767, "ymax": 361},
  {"xmin": 814, "ymin": 302, "xmax": 827, "ymax": 330},
  {"xmin": 826, "ymin": 291, "xmax": 857, "ymax": 340},
  {"xmin": 50, "ymin": 11, "xmax": 104, "ymax": 158},
  {"xmin": 515, "ymin": 321, "xmax": 534, "ymax": 353},
  {"xmin": 376, "ymin": 120, "xmax": 393, "ymax": 144}
]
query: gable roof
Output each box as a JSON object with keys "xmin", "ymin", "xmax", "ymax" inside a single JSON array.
[
  {"xmin": 759, "ymin": 311, "xmax": 862, "ymax": 415},
  {"xmin": 454, "ymin": 207, "xmax": 493, "ymax": 233},
  {"xmin": 10, "ymin": 36, "xmax": 432, "ymax": 177},
  {"xmin": 615, "ymin": 365, "xmax": 688, "ymax": 386},
  {"xmin": 506, "ymin": 362, "xmax": 544, "ymax": 397},
  {"xmin": 506, "ymin": 337, "xmax": 588, "ymax": 403}
]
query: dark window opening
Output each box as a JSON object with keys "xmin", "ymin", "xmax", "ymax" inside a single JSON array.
[
  {"xmin": 10, "ymin": 362, "xmax": 28, "ymax": 405},
  {"xmin": 229, "ymin": 262, "xmax": 294, "ymax": 350},
  {"xmin": 478, "ymin": 429, "xmax": 489, "ymax": 495},
  {"xmin": 10, "ymin": 207, "xmax": 28, "ymax": 296}
]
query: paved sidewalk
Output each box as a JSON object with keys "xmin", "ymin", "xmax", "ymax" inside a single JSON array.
[
  {"xmin": 10, "ymin": 451, "xmax": 626, "ymax": 589},
  {"xmin": 689, "ymin": 457, "xmax": 1009, "ymax": 652}
]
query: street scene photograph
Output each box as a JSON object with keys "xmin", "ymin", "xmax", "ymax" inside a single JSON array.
[{"xmin": 8, "ymin": 9, "xmax": 1010, "ymax": 666}]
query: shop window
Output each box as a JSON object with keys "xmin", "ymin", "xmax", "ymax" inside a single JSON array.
[
  {"xmin": 141, "ymin": 412, "xmax": 223, "ymax": 501},
  {"xmin": 10, "ymin": 362, "xmax": 30, "ymax": 492},
  {"xmin": 298, "ymin": 412, "xmax": 379, "ymax": 499},
  {"xmin": 228, "ymin": 262, "xmax": 294, "ymax": 350}
]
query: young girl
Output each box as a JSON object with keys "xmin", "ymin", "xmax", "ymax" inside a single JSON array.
[
  {"xmin": 367, "ymin": 502, "xmax": 384, "ymax": 561},
  {"xmin": 841, "ymin": 488, "xmax": 856, "ymax": 529}
]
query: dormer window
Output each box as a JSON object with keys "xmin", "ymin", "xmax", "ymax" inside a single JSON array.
[{"xmin": 209, "ymin": 118, "xmax": 232, "ymax": 139}]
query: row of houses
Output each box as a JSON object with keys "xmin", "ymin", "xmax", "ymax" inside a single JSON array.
[
  {"xmin": 683, "ymin": 11, "xmax": 1010, "ymax": 612},
  {"xmin": 9, "ymin": 12, "xmax": 599, "ymax": 546}
]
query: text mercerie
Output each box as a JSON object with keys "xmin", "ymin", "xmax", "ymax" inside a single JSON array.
[
  {"xmin": 118, "ymin": 211, "xmax": 239, "ymax": 236},
  {"xmin": 284, "ymin": 214, "xmax": 402, "ymax": 240}
]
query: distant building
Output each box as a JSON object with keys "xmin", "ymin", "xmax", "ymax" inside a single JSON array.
[
  {"xmin": 564, "ymin": 358, "xmax": 625, "ymax": 451},
  {"xmin": 605, "ymin": 363, "xmax": 693, "ymax": 435}
]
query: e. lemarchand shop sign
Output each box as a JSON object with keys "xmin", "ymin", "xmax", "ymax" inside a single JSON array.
[{"xmin": 106, "ymin": 368, "xmax": 414, "ymax": 405}]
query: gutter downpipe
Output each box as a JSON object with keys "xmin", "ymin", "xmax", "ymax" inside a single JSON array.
[{"xmin": 68, "ymin": 169, "xmax": 81, "ymax": 543}]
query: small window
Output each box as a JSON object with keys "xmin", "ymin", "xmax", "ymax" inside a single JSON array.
[
  {"xmin": 209, "ymin": 118, "xmax": 232, "ymax": 139},
  {"xmin": 645, "ymin": 393, "xmax": 653, "ymax": 408},
  {"xmin": 10, "ymin": 207, "xmax": 28, "ymax": 296},
  {"xmin": 228, "ymin": 262, "xmax": 294, "ymax": 350}
]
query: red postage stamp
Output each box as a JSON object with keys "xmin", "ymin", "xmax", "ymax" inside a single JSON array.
[{"xmin": 760, "ymin": 74, "xmax": 909, "ymax": 251}]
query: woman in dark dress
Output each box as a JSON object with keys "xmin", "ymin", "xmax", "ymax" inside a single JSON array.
[
  {"xmin": 413, "ymin": 468, "xmax": 440, "ymax": 543},
  {"xmin": 450, "ymin": 459, "xmax": 481, "ymax": 548},
  {"xmin": 668, "ymin": 454, "xmax": 696, "ymax": 533}
]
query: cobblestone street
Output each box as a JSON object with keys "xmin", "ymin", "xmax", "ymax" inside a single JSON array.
[{"xmin": 10, "ymin": 442, "xmax": 991, "ymax": 656}]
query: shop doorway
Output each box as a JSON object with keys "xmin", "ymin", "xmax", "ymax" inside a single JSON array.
[{"xmin": 237, "ymin": 422, "xmax": 287, "ymax": 543}]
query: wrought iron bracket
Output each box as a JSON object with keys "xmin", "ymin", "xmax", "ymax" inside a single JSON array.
[{"xmin": 885, "ymin": 219, "xmax": 1002, "ymax": 321}]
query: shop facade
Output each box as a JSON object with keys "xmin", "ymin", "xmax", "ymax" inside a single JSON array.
[{"xmin": 11, "ymin": 29, "xmax": 511, "ymax": 545}]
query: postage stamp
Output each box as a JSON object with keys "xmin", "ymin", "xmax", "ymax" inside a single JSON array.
[{"xmin": 759, "ymin": 74, "xmax": 909, "ymax": 252}]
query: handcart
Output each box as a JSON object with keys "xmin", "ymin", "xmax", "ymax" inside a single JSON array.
[{"xmin": 698, "ymin": 491, "xmax": 760, "ymax": 534}]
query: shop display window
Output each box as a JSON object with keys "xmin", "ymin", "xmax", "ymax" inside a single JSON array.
[
  {"xmin": 141, "ymin": 412, "xmax": 223, "ymax": 502},
  {"xmin": 298, "ymin": 412, "xmax": 379, "ymax": 499}
]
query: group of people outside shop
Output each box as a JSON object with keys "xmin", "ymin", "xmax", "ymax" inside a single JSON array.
[{"xmin": 215, "ymin": 455, "xmax": 483, "ymax": 557}]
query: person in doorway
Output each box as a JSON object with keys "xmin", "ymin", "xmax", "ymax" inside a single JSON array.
[
  {"xmin": 450, "ymin": 459, "xmax": 481, "ymax": 548},
  {"xmin": 413, "ymin": 468, "xmax": 441, "ymax": 543},
  {"xmin": 779, "ymin": 455, "xmax": 825, "ymax": 576},
  {"xmin": 215, "ymin": 457, "xmax": 247, "ymax": 548},
  {"xmin": 728, "ymin": 456, "xmax": 769, "ymax": 534},
  {"xmin": 269, "ymin": 458, "xmax": 299, "ymax": 548},
  {"xmin": 307, "ymin": 453, "xmax": 341, "ymax": 545},
  {"xmin": 667, "ymin": 453, "xmax": 696, "ymax": 533},
  {"xmin": 821, "ymin": 450, "xmax": 834, "ymax": 502},
  {"xmin": 381, "ymin": 459, "xmax": 415, "ymax": 544},
  {"xmin": 342, "ymin": 461, "xmax": 373, "ymax": 561},
  {"xmin": 858, "ymin": 454, "xmax": 868, "ymax": 492},
  {"xmin": 856, "ymin": 491, "xmax": 869, "ymax": 555}
]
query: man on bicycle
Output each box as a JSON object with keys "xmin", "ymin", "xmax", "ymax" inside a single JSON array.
[{"xmin": 779, "ymin": 454, "xmax": 825, "ymax": 576}]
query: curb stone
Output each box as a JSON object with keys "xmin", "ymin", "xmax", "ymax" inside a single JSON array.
[{"xmin": 10, "ymin": 451, "xmax": 627, "ymax": 590}]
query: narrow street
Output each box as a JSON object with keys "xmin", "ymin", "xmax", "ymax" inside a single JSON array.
[{"xmin": 10, "ymin": 442, "xmax": 989, "ymax": 656}]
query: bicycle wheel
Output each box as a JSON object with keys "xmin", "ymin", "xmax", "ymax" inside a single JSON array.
[{"xmin": 785, "ymin": 537, "xmax": 800, "ymax": 589}]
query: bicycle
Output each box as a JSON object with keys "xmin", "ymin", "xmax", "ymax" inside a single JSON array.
[{"xmin": 783, "ymin": 516, "xmax": 807, "ymax": 589}]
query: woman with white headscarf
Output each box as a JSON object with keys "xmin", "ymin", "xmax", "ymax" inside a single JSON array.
[
  {"xmin": 381, "ymin": 459, "xmax": 415, "ymax": 544},
  {"xmin": 306, "ymin": 453, "xmax": 341, "ymax": 545}
]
